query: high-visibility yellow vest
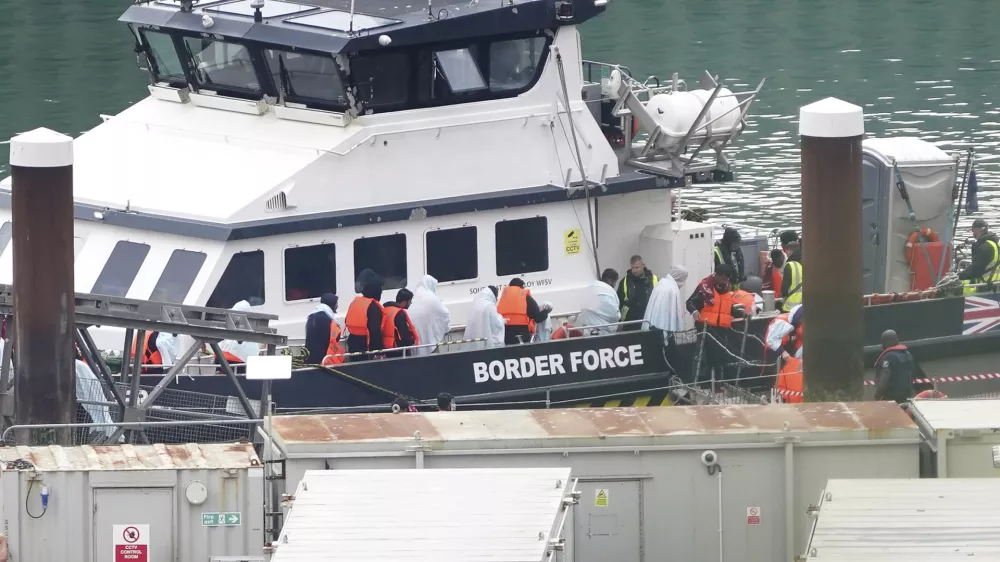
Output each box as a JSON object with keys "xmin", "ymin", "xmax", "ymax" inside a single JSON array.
[
  {"xmin": 782, "ymin": 261, "xmax": 803, "ymax": 312},
  {"xmin": 714, "ymin": 246, "xmax": 741, "ymax": 290},
  {"xmin": 621, "ymin": 274, "xmax": 658, "ymax": 318},
  {"xmin": 963, "ymin": 240, "xmax": 1000, "ymax": 294}
]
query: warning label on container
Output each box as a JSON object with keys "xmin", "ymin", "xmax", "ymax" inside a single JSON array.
[
  {"xmin": 114, "ymin": 524, "xmax": 149, "ymax": 562},
  {"xmin": 595, "ymin": 489, "xmax": 609, "ymax": 507},
  {"xmin": 746, "ymin": 507, "xmax": 761, "ymax": 525}
]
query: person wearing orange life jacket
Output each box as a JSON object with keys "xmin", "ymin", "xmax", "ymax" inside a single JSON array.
[
  {"xmin": 761, "ymin": 249, "xmax": 785, "ymax": 298},
  {"xmin": 873, "ymin": 329, "xmax": 930, "ymax": 404},
  {"xmin": 214, "ymin": 300, "xmax": 261, "ymax": 374},
  {"xmin": 686, "ymin": 263, "xmax": 739, "ymax": 381},
  {"xmin": 766, "ymin": 304, "xmax": 804, "ymax": 403},
  {"xmin": 132, "ymin": 330, "xmax": 181, "ymax": 375},
  {"xmin": 345, "ymin": 269, "xmax": 385, "ymax": 361},
  {"xmin": 498, "ymin": 278, "xmax": 552, "ymax": 345},
  {"xmin": 381, "ymin": 289, "xmax": 419, "ymax": 358},
  {"xmin": 303, "ymin": 293, "xmax": 346, "ymax": 366}
]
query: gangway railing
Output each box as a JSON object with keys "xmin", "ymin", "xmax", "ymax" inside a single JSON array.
[{"xmin": 0, "ymin": 285, "xmax": 286, "ymax": 445}]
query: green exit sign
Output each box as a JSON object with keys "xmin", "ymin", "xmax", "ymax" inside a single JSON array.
[{"xmin": 202, "ymin": 512, "xmax": 241, "ymax": 527}]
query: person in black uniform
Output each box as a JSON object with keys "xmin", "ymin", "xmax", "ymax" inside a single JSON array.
[
  {"xmin": 957, "ymin": 218, "xmax": 1000, "ymax": 285},
  {"xmin": 873, "ymin": 330, "xmax": 930, "ymax": 404}
]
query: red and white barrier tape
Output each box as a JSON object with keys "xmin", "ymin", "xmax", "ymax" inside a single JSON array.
[
  {"xmin": 863, "ymin": 373, "xmax": 1000, "ymax": 385},
  {"xmin": 773, "ymin": 373, "xmax": 1000, "ymax": 397}
]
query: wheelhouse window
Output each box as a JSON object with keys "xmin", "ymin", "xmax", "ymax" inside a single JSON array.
[
  {"xmin": 284, "ymin": 243, "xmax": 336, "ymax": 301},
  {"xmin": 426, "ymin": 227, "xmax": 478, "ymax": 283},
  {"xmin": 183, "ymin": 37, "xmax": 261, "ymax": 96},
  {"xmin": 91, "ymin": 241, "xmax": 151, "ymax": 297},
  {"xmin": 354, "ymin": 234, "xmax": 407, "ymax": 291},
  {"xmin": 350, "ymin": 51, "xmax": 410, "ymax": 111},
  {"xmin": 496, "ymin": 217, "xmax": 548, "ymax": 276},
  {"xmin": 435, "ymin": 48, "xmax": 486, "ymax": 94},
  {"xmin": 264, "ymin": 49, "xmax": 348, "ymax": 110},
  {"xmin": 489, "ymin": 37, "xmax": 546, "ymax": 92},
  {"xmin": 150, "ymin": 249, "xmax": 207, "ymax": 303},
  {"xmin": 207, "ymin": 250, "xmax": 265, "ymax": 308},
  {"xmin": 142, "ymin": 30, "xmax": 186, "ymax": 85}
]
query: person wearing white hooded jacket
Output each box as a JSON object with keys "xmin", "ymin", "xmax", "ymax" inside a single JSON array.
[
  {"xmin": 463, "ymin": 287, "xmax": 504, "ymax": 350},
  {"xmin": 643, "ymin": 265, "xmax": 688, "ymax": 333},
  {"xmin": 576, "ymin": 268, "xmax": 622, "ymax": 335},
  {"xmin": 407, "ymin": 276, "xmax": 451, "ymax": 356},
  {"xmin": 216, "ymin": 300, "xmax": 261, "ymax": 369}
]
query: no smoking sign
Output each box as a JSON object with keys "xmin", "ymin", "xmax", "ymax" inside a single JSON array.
[{"xmin": 746, "ymin": 507, "xmax": 761, "ymax": 525}]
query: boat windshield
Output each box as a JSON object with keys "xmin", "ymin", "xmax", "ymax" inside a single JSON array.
[
  {"xmin": 183, "ymin": 37, "xmax": 262, "ymax": 95},
  {"xmin": 263, "ymin": 48, "xmax": 349, "ymax": 110},
  {"xmin": 141, "ymin": 30, "xmax": 186, "ymax": 85}
]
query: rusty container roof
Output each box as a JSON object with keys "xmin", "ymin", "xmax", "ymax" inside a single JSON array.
[
  {"xmin": 272, "ymin": 402, "xmax": 918, "ymax": 456},
  {"xmin": 0, "ymin": 442, "xmax": 260, "ymax": 472}
]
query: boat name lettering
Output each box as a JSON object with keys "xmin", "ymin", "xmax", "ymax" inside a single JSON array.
[
  {"xmin": 472, "ymin": 344, "xmax": 643, "ymax": 383},
  {"xmin": 469, "ymin": 279, "xmax": 553, "ymax": 295}
]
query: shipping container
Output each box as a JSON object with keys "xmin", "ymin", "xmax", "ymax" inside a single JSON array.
[
  {"xmin": 803, "ymin": 478, "xmax": 1000, "ymax": 560},
  {"xmin": 267, "ymin": 402, "xmax": 920, "ymax": 562},
  {"xmin": 0, "ymin": 442, "xmax": 265, "ymax": 562},
  {"xmin": 272, "ymin": 468, "xmax": 576, "ymax": 562},
  {"xmin": 909, "ymin": 398, "xmax": 1000, "ymax": 477}
]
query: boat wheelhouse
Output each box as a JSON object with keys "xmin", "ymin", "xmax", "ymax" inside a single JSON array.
[{"xmin": 0, "ymin": 0, "xmax": 760, "ymax": 345}]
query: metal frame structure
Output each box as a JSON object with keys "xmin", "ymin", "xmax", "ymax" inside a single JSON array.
[{"xmin": 0, "ymin": 284, "xmax": 287, "ymax": 444}]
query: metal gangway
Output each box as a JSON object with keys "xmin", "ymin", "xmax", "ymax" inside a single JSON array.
[{"xmin": 0, "ymin": 285, "xmax": 287, "ymax": 445}]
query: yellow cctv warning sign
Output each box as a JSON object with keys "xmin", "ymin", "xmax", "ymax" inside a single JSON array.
[
  {"xmin": 564, "ymin": 229, "xmax": 581, "ymax": 255},
  {"xmin": 595, "ymin": 489, "xmax": 609, "ymax": 507}
]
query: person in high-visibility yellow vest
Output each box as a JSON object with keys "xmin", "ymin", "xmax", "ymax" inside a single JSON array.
[
  {"xmin": 713, "ymin": 227, "xmax": 746, "ymax": 289},
  {"xmin": 781, "ymin": 241, "xmax": 803, "ymax": 312},
  {"xmin": 959, "ymin": 218, "xmax": 1000, "ymax": 293}
]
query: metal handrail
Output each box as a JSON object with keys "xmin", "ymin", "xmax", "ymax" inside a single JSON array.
[{"xmin": 1, "ymin": 419, "xmax": 261, "ymax": 442}]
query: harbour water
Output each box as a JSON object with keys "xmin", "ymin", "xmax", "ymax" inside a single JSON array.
[{"xmin": 0, "ymin": 0, "xmax": 997, "ymax": 231}]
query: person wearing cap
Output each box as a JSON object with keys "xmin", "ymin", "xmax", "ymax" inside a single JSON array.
[
  {"xmin": 958, "ymin": 218, "xmax": 1000, "ymax": 291},
  {"xmin": 873, "ymin": 330, "xmax": 929, "ymax": 404}
]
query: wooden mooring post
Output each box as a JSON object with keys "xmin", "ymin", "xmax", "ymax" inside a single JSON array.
[
  {"xmin": 10, "ymin": 128, "xmax": 76, "ymax": 444},
  {"xmin": 799, "ymin": 98, "xmax": 865, "ymax": 400}
]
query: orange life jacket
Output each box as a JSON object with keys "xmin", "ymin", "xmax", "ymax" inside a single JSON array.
[
  {"xmin": 763, "ymin": 262, "xmax": 783, "ymax": 297},
  {"xmin": 774, "ymin": 356, "xmax": 803, "ymax": 403},
  {"xmin": 131, "ymin": 331, "xmax": 163, "ymax": 369},
  {"xmin": 381, "ymin": 306, "xmax": 420, "ymax": 349},
  {"xmin": 497, "ymin": 286, "xmax": 536, "ymax": 333},
  {"xmin": 552, "ymin": 325, "xmax": 584, "ymax": 339},
  {"xmin": 322, "ymin": 321, "xmax": 346, "ymax": 366},
  {"xmin": 345, "ymin": 296, "xmax": 385, "ymax": 345},
  {"xmin": 731, "ymin": 290, "xmax": 756, "ymax": 318},
  {"xmin": 701, "ymin": 289, "xmax": 735, "ymax": 328}
]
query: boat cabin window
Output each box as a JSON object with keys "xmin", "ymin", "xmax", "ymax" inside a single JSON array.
[
  {"xmin": 284, "ymin": 243, "xmax": 337, "ymax": 301},
  {"xmin": 91, "ymin": 241, "xmax": 152, "ymax": 297},
  {"xmin": 0, "ymin": 222, "xmax": 11, "ymax": 257},
  {"xmin": 354, "ymin": 234, "xmax": 407, "ymax": 290},
  {"xmin": 149, "ymin": 249, "xmax": 207, "ymax": 303},
  {"xmin": 435, "ymin": 48, "xmax": 486, "ymax": 94},
  {"xmin": 263, "ymin": 48, "xmax": 349, "ymax": 110},
  {"xmin": 426, "ymin": 227, "xmax": 478, "ymax": 283},
  {"xmin": 207, "ymin": 250, "xmax": 266, "ymax": 308},
  {"xmin": 142, "ymin": 30, "xmax": 187, "ymax": 86},
  {"xmin": 351, "ymin": 51, "xmax": 411, "ymax": 111},
  {"xmin": 183, "ymin": 37, "xmax": 262, "ymax": 97},
  {"xmin": 489, "ymin": 37, "xmax": 546, "ymax": 92},
  {"xmin": 495, "ymin": 217, "xmax": 548, "ymax": 276}
]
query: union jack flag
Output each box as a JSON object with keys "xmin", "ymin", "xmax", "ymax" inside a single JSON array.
[{"xmin": 963, "ymin": 295, "xmax": 1000, "ymax": 334}]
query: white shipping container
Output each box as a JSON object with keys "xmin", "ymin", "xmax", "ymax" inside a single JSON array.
[
  {"xmin": 272, "ymin": 468, "xmax": 576, "ymax": 562},
  {"xmin": 910, "ymin": 398, "xmax": 1000, "ymax": 477},
  {"xmin": 0, "ymin": 442, "xmax": 265, "ymax": 562},
  {"xmin": 268, "ymin": 402, "xmax": 920, "ymax": 562},
  {"xmin": 803, "ymin": 478, "xmax": 1000, "ymax": 560}
]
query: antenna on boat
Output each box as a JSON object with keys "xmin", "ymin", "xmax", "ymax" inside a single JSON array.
[
  {"xmin": 250, "ymin": 0, "xmax": 264, "ymax": 22},
  {"xmin": 348, "ymin": 0, "xmax": 356, "ymax": 34},
  {"xmin": 427, "ymin": 0, "xmax": 433, "ymax": 19}
]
